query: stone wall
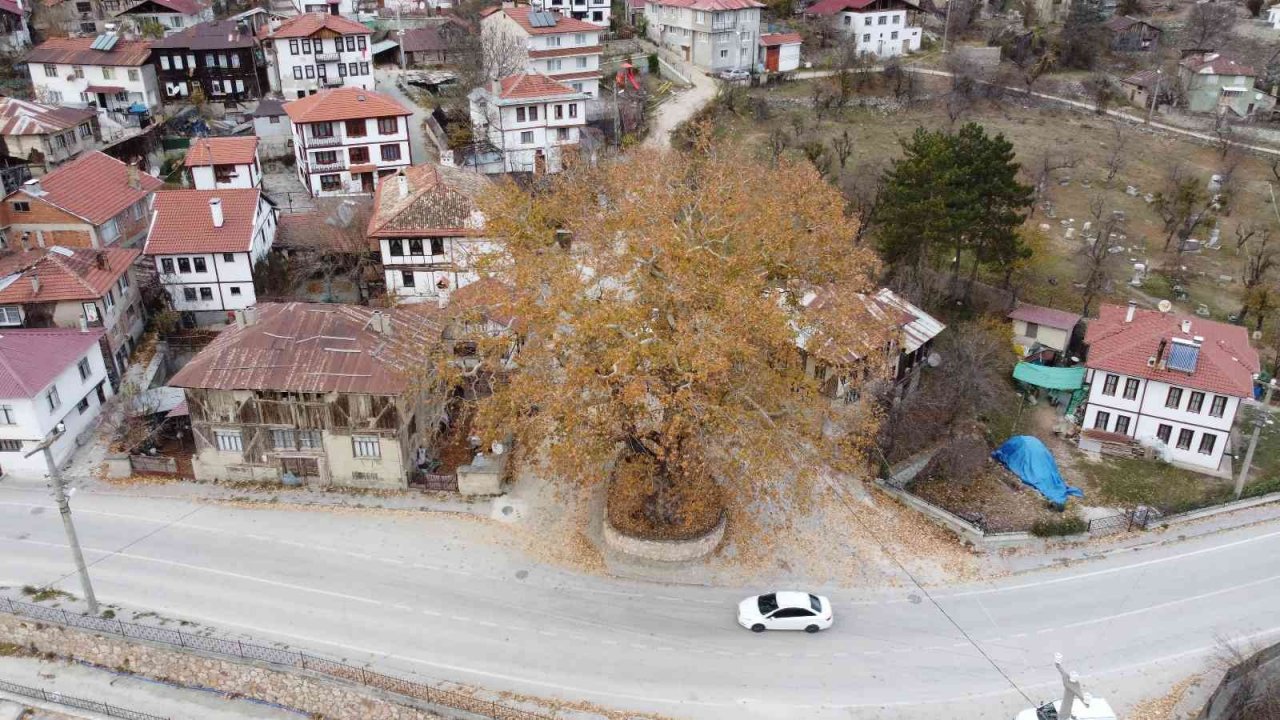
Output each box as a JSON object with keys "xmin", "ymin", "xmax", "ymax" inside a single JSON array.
[
  {"xmin": 0, "ymin": 615, "xmax": 446, "ymax": 720},
  {"xmin": 602, "ymin": 511, "xmax": 726, "ymax": 562}
]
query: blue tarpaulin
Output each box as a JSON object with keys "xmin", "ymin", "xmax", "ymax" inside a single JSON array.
[{"xmin": 991, "ymin": 436, "xmax": 1083, "ymax": 506}]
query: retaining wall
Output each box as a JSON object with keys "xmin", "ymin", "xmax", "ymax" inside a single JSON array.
[{"xmin": 602, "ymin": 511, "xmax": 725, "ymax": 562}]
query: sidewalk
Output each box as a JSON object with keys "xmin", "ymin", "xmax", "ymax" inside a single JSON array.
[{"xmin": 0, "ymin": 656, "xmax": 303, "ymax": 720}]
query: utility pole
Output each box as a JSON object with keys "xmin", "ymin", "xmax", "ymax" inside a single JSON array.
[
  {"xmin": 1054, "ymin": 653, "xmax": 1091, "ymax": 720},
  {"xmin": 24, "ymin": 424, "xmax": 98, "ymax": 615},
  {"xmin": 1146, "ymin": 68, "xmax": 1162, "ymax": 124},
  {"xmin": 1235, "ymin": 380, "xmax": 1275, "ymax": 499},
  {"xmin": 941, "ymin": 0, "xmax": 953, "ymax": 54}
]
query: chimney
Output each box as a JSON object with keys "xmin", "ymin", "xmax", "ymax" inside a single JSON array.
[
  {"xmin": 1156, "ymin": 338, "xmax": 1167, "ymax": 370},
  {"xmin": 95, "ymin": 251, "xmax": 109, "ymax": 270},
  {"xmin": 397, "ymin": 173, "xmax": 408, "ymax": 200},
  {"xmin": 1181, "ymin": 319, "xmax": 1192, "ymax": 335},
  {"xmin": 234, "ymin": 309, "xmax": 245, "ymax": 328},
  {"xmin": 244, "ymin": 305, "xmax": 258, "ymax": 326},
  {"xmin": 1125, "ymin": 300, "xmax": 1137, "ymax": 323},
  {"xmin": 127, "ymin": 165, "xmax": 140, "ymax": 190},
  {"xmin": 370, "ymin": 310, "xmax": 392, "ymax": 335},
  {"xmin": 209, "ymin": 198, "xmax": 224, "ymax": 228},
  {"xmin": 22, "ymin": 177, "xmax": 43, "ymax": 196},
  {"xmin": 29, "ymin": 275, "xmax": 39, "ymax": 296}
]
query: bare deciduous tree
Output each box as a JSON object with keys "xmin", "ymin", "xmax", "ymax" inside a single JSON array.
[
  {"xmin": 1183, "ymin": 3, "xmax": 1236, "ymax": 48},
  {"xmin": 1077, "ymin": 196, "xmax": 1125, "ymax": 317},
  {"xmin": 1102, "ymin": 124, "xmax": 1128, "ymax": 188},
  {"xmin": 830, "ymin": 129, "xmax": 854, "ymax": 170}
]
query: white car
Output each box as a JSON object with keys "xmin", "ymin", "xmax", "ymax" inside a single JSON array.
[
  {"xmin": 1014, "ymin": 698, "xmax": 1117, "ymax": 720},
  {"xmin": 737, "ymin": 591, "xmax": 833, "ymax": 633}
]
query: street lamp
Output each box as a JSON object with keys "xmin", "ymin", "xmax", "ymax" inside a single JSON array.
[{"xmin": 23, "ymin": 422, "xmax": 99, "ymax": 615}]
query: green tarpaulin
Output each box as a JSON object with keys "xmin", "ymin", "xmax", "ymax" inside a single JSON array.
[{"xmin": 1012, "ymin": 362, "xmax": 1086, "ymax": 391}]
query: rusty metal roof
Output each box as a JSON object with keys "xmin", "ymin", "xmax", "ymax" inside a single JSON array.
[{"xmin": 168, "ymin": 302, "xmax": 445, "ymax": 395}]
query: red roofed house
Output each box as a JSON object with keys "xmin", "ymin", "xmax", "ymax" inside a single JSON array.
[
  {"xmin": 0, "ymin": 245, "xmax": 144, "ymax": 381},
  {"xmin": 1178, "ymin": 51, "xmax": 1274, "ymax": 118},
  {"xmin": 168, "ymin": 302, "xmax": 454, "ymax": 489},
  {"xmin": 284, "ymin": 87, "xmax": 413, "ymax": 197},
  {"xmin": 0, "ymin": 0, "xmax": 31, "ymax": 53},
  {"xmin": 144, "ymin": 188, "xmax": 278, "ymax": 324},
  {"xmin": 468, "ymin": 73, "xmax": 588, "ymax": 174},
  {"xmin": 184, "ymin": 136, "xmax": 262, "ymax": 190},
  {"xmin": 0, "ymin": 327, "xmax": 113, "ymax": 478},
  {"xmin": 0, "ymin": 97, "xmax": 100, "ymax": 174},
  {"xmin": 644, "ymin": 0, "xmax": 762, "ymax": 72},
  {"xmin": 529, "ymin": 0, "xmax": 612, "ymax": 28},
  {"xmin": 803, "ymin": 0, "xmax": 921, "ymax": 58},
  {"xmin": 0, "ymin": 151, "xmax": 161, "ymax": 250},
  {"xmin": 265, "ymin": 12, "xmax": 373, "ymax": 98},
  {"xmin": 24, "ymin": 33, "xmax": 161, "ymax": 116},
  {"xmin": 481, "ymin": 7, "xmax": 603, "ymax": 97},
  {"xmin": 1008, "ymin": 302, "xmax": 1081, "ymax": 358},
  {"xmin": 758, "ymin": 32, "xmax": 801, "ymax": 73},
  {"xmin": 1080, "ymin": 302, "xmax": 1260, "ymax": 473},
  {"xmin": 368, "ymin": 164, "xmax": 492, "ymax": 301},
  {"xmin": 113, "ymin": 0, "xmax": 213, "ymax": 36}
]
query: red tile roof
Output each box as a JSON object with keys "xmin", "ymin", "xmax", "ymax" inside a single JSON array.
[
  {"xmin": 168, "ymin": 302, "xmax": 445, "ymax": 395},
  {"xmin": 270, "ymin": 12, "xmax": 370, "ymax": 38},
  {"xmin": 367, "ymin": 164, "xmax": 489, "ymax": 240},
  {"xmin": 1008, "ymin": 302, "xmax": 1080, "ymax": 331},
  {"xmin": 0, "ymin": 0, "xmax": 21, "ymax": 17},
  {"xmin": 1181, "ymin": 52, "xmax": 1255, "ymax": 78},
  {"xmin": 9, "ymin": 151, "xmax": 161, "ymax": 226},
  {"xmin": 0, "ymin": 328, "xmax": 107, "ymax": 398},
  {"xmin": 1084, "ymin": 304, "xmax": 1260, "ymax": 397},
  {"xmin": 184, "ymin": 136, "xmax": 259, "ymax": 167},
  {"xmin": 26, "ymin": 36, "xmax": 153, "ymax": 67},
  {"xmin": 283, "ymin": 87, "xmax": 411, "ymax": 124},
  {"xmin": 497, "ymin": 73, "xmax": 578, "ymax": 100},
  {"xmin": 652, "ymin": 0, "xmax": 763, "ymax": 9},
  {"xmin": 759, "ymin": 32, "xmax": 801, "ymax": 46},
  {"xmin": 805, "ymin": 0, "xmax": 914, "ymax": 13},
  {"xmin": 145, "ymin": 189, "xmax": 266, "ymax": 255},
  {"xmin": 495, "ymin": 7, "xmax": 600, "ymax": 35},
  {"xmin": 0, "ymin": 97, "xmax": 96, "ymax": 136},
  {"xmin": 0, "ymin": 246, "xmax": 139, "ymax": 304}
]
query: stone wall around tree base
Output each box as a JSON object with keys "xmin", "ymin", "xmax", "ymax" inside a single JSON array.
[{"xmin": 601, "ymin": 509, "xmax": 726, "ymax": 562}]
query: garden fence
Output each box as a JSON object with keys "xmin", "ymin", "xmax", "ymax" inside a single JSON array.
[
  {"xmin": 0, "ymin": 597, "xmax": 553, "ymax": 720},
  {"xmin": 0, "ymin": 677, "xmax": 169, "ymax": 720}
]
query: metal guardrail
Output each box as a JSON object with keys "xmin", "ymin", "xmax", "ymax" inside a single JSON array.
[
  {"xmin": 0, "ymin": 597, "xmax": 554, "ymax": 720},
  {"xmin": 0, "ymin": 677, "xmax": 169, "ymax": 720}
]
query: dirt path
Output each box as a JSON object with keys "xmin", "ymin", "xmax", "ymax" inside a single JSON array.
[{"xmin": 642, "ymin": 54, "xmax": 717, "ymax": 150}]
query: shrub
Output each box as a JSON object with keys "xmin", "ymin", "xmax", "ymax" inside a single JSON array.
[
  {"xmin": 1243, "ymin": 475, "xmax": 1280, "ymax": 499},
  {"xmin": 648, "ymin": 53, "xmax": 660, "ymax": 75},
  {"xmin": 1030, "ymin": 513, "xmax": 1087, "ymax": 537}
]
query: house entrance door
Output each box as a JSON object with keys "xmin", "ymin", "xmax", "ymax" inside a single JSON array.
[
  {"xmin": 361, "ymin": 172, "xmax": 374, "ymax": 193},
  {"xmin": 281, "ymin": 456, "xmax": 322, "ymax": 484},
  {"xmin": 765, "ymin": 46, "xmax": 779, "ymax": 72}
]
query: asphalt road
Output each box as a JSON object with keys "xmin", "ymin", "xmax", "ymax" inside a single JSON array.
[{"xmin": 1, "ymin": 482, "xmax": 1278, "ymax": 719}]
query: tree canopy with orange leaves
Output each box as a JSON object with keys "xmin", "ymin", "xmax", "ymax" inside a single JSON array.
[{"xmin": 466, "ymin": 145, "xmax": 894, "ymax": 536}]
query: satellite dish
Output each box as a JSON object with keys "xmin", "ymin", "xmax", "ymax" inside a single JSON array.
[
  {"xmin": 491, "ymin": 441, "xmax": 506, "ymax": 455},
  {"xmin": 1157, "ymin": 299, "xmax": 1173, "ymax": 313},
  {"xmin": 926, "ymin": 352, "xmax": 942, "ymax": 368}
]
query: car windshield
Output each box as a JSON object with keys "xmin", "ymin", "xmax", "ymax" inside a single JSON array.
[
  {"xmin": 757, "ymin": 593, "xmax": 778, "ymax": 615},
  {"xmin": 809, "ymin": 594, "xmax": 822, "ymax": 613}
]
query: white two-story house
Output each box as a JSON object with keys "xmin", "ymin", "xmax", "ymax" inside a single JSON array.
[
  {"xmin": 266, "ymin": 12, "xmax": 373, "ymax": 99},
  {"xmin": 468, "ymin": 73, "xmax": 587, "ymax": 175},
  {"xmin": 481, "ymin": 7, "xmax": 602, "ymax": 97},
  {"xmin": 1080, "ymin": 302, "xmax": 1260, "ymax": 473},
  {"xmin": 803, "ymin": 0, "xmax": 921, "ymax": 58},
  {"xmin": 145, "ymin": 189, "xmax": 277, "ymax": 325},
  {"xmin": 0, "ymin": 327, "xmax": 112, "ymax": 478},
  {"xmin": 113, "ymin": 0, "xmax": 213, "ymax": 36},
  {"xmin": 367, "ymin": 164, "xmax": 492, "ymax": 301},
  {"xmin": 529, "ymin": 0, "xmax": 611, "ymax": 28},
  {"xmin": 25, "ymin": 33, "xmax": 161, "ymax": 116},
  {"xmin": 185, "ymin": 136, "xmax": 262, "ymax": 190},
  {"xmin": 284, "ymin": 87, "xmax": 412, "ymax": 196},
  {"xmin": 645, "ymin": 0, "xmax": 762, "ymax": 72}
]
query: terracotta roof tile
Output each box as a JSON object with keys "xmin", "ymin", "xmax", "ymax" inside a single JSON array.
[
  {"xmin": 1008, "ymin": 302, "xmax": 1081, "ymax": 330},
  {"xmin": 9, "ymin": 151, "xmax": 161, "ymax": 226},
  {"xmin": 496, "ymin": 7, "xmax": 600, "ymax": 35},
  {"xmin": 26, "ymin": 36, "xmax": 153, "ymax": 67},
  {"xmin": 168, "ymin": 302, "xmax": 445, "ymax": 395},
  {"xmin": 652, "ymin": 0, "xmax": 764, "ymax": 9},
  {"xmin": 0, "ymin": 328, "xmax": 106, "ymax": 399},
  {"xmin": 184, "ymin": 136, "xmax": 259, "ymax": 167},
  {"xmin": 804, "ymin": 0, "xmax": 913, "ymax": 13},
  {"xmin": 0, "ymin": 246, "xmax": 139, "ymax": 304},
  {"xmin": 1084, "ymin": 304, "xmax": 1260, "ymax": 397},
  {"xmin": 270, "ymin": 12, "xmax": 370, "ymax": 38},
  {"xmin": 1181, "ymin": 52, "xmax": 1255, "ymax": 77},
  {"xmin": 759, "ymin": 32, "xmax": 801, "ymax": 46},
  {"xmin": 0, "ymin": 98, "xmax": 96, "ymax": 136},
  {"xmin": 497, "ymin": 73, "xmax": 578, "ymax": 100},
  {"xmin": 283, "ymin": 87, "xmax": 411, "ymax": 124},
  {"xmin": 367, "ymin": 164, "xmax": 489, "ymax": 241},
  {"xmin": 145, "ymin": 189, "xmax": 266, "ymax": 255}
]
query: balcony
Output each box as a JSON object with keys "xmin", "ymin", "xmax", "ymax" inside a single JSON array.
[
  {"xmin": 321, "ymin": 76, "xmax": 343, "ymax": 88},
  {"xmin": 307, "ymin": 157, "xmax": 348, "ymax": 173},
  {"xmin": 711, "ymin": 20, "xmax": 737, "ymax": 31},
  {"xmin": 307, "ymin": 133, "xmax": 343, "ymax": 147},
  {"xmin": 315, "ymin": 52, "xmax": 340, "ymax": 62}
]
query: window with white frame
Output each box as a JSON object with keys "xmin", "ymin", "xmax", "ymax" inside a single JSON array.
[
  {"xmin": 46, "ymin": 387, "xmax": 60, "ymax": 412},
  {"xmin": 214, "ymin": 429, "xmax": 243, "ymax": 452},
  {"xmin": 352, "ymin": 435, "xmax": 380, "ymax": 458},
  {"xmin": 77, "ymin": 357, "xmax": 91, "ymax": 381},
  {"xmin": 0, "ymin": 306, "xmax": 21, "ymax": 326}
]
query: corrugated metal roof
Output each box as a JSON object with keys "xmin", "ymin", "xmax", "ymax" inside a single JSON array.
[{"xmin": 874, "ymin": 288, "xmax": 944, "ymax": 353}]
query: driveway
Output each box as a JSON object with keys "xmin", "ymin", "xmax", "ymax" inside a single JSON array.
[
  {"xmin": 374, "ymin": 68, "xmax": 434, "ymax": 166},
  {"xmin": 2, "ymin": 483, "xmax": 1279, "ymax": 719},
  {"xmin": 643, "ymin": 55, "xmax": 718, "ymax": 150}
]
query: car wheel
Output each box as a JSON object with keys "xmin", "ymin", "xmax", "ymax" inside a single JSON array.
[
  {"xmin": 751, "ymin": 624, "xmax": 766, "ymax": 633},
  {"xmin": 805, "ymin": 625, "xmax": 820, "ymax": 634}
]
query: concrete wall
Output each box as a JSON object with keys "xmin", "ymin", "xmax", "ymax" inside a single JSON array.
[
  {"xmin": 1010, "ymin": 318, "xmax": 1069, "ymax": 352},
  {"xmin": 602, "ymin": 509, "xmax": 725, "ymax": 562}
]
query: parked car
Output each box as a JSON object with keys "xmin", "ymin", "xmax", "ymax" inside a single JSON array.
[
  {"xmin": 718, "ymin": 69, "xmax": 750, "ymax": 82},
  {"xmin": 737, "ymin": 591, "xmax": 833, "ymax": 633},
  {"xmin": 1014, "ymin": 698, "xmax": 1116, "ymax": 720}
]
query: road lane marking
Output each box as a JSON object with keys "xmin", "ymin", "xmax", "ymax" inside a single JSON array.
[{"xmin": 1051, "ymin": 573, "xmax": 1280, "ymax": 633}]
